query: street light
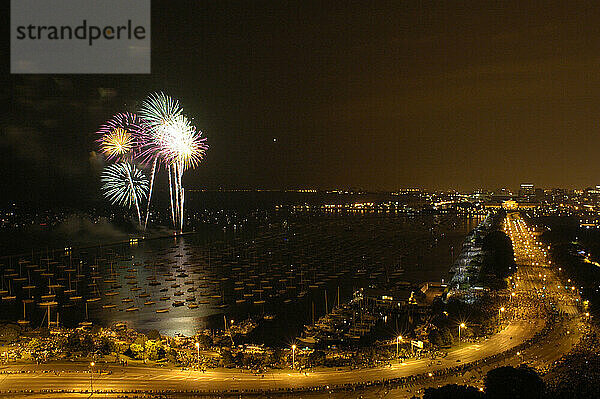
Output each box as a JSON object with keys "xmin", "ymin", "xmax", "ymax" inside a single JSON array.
[
  {"xmin": 499, "ymin": 307, "xmax": 505, "ymax": 318},
  {"xmin": 396, "ymin": 335, "xmax": 402, "ymax": 358},
  {"xmin": 291, "ymin": 344, "xmax": 296, "ymax": 369},
  {"xmin": 90, "ymin": 361, "xmax": 94, "ymax": 393},
  {"xmin": 458, "ymin": 323, "xmax": 466, "ymax": 342},
  {"xmin": 195, "ymin": 342, "xmax": 200, "ymax": 366}
]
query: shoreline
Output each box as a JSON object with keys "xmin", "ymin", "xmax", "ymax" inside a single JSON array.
[{"xmin": 0, "ymin": 316, "xmax": 573, "ymax": 396}]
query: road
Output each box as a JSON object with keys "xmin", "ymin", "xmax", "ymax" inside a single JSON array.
[
  {"xmin": 0, "ymin": 319, "xmax": 539, "ymax": 394},
  {"xmin": 328, "ymin": 211, "xmax": 585, "ymax": 398},
  {"xmin": 0, "ymin": 212, "xmax": 585, "ymax": 397}
]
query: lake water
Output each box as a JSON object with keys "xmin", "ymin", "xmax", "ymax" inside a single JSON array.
[{"xmin": 0, "ymin": 212, "xmax": 482, "ymax": 344}]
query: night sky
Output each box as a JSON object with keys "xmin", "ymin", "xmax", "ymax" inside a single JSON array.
[{"xmin": 3, "ymin": 1, "xmax": 600, "ymax": 205}]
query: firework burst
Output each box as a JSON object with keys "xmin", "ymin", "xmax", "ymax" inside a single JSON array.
[
  {"xmin": 96, "ymin": 92, "xmax": 208, "ymax": 232},
  {"xmin": 155, "ymin": 114, "xmax": 208, "ymax": 169},
  {"xmin": 139, "ymin": 92, "xmax": 182, "ymax": 130},
  {"xmin": 101, "ymin": 162, "xmax": 149, "ymax": 226},
  {"xmin": 137, "ymin": 93, "xmax": 208, "ymax": 231},
  {"xmin": 99, "ymin": 128, "xmax": 134, "ymax": 159},
  {"xmin": 97, "ymin": 113, "xmax": 145, "ymax": 162}
]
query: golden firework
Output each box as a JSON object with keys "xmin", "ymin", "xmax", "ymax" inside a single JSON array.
[{"xmin": 100, "ymin": 128, "xmax": 134, "ymax": 160}]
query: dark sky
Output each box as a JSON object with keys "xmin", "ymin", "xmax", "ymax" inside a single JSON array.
[{"xmin": 3, "ymin": 1, "xmax": 600, "ymax": 205}]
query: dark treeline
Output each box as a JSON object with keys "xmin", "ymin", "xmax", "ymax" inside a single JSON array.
[
  {"xmin": 479, "ymin": 210, "xmax": 516, "ymax": 289},
  {"xmin": 418, "ymin": 362, "xmax": 600, "ymax": 398},
  {"xmin": 427, "ymin": 210, "xmax": 515, "ymax": 346}
]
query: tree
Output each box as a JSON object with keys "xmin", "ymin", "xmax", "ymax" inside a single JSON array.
[
  {"xmin": 134, "ymin": 335, "xmax": 147, "ymax": 347},
  {"xmin": 481, "ymin": 231, "xmax": 515, "ymax": 280},
  {"xmin": 221, "ymin": 350, "xmax": 235, "ymax": 368},
  {"xmin": 485, "ymin": 366, "xmax": 544, "ymax": 399},
  {"xmin": 306, "ymin": 350, "xmax": 326, "ymax": 367},
  {"xmin": 96, "ymin": 337, "xmax": 111, "ymax": 355},
  {"xmin": 166, "ymin": 348, "xmax": 178, "ymax": 364},
  {"xmin": 269, "ymin": 348, "xmax": 284, "ymax": 367},
  {"xmin": 428, "ymin": 329, "xmax": 443, "ymax": 347},
  {"xmin": 0, "ymin": 324, "xmax": 21, "ymax": 343},
  {"xmin": 146, "ymin": 329, "xmax": 161, "ymax": 341},
  {"xmin": 197, "ymin": 334, "xmax": 212, "ymax": 349},
  {"xmin": 144, "ymin": 340, "xmax": 164, "ymax": 360},
  {"xmin": 129, "ymin": 343, "xmax": 144, "ymax": 360},
  {"xmin": 423, "ymin": 384, "xmax": 484, "ymax": 399},
  {"xmin": 67, "ymin": 333, "xmax": 82, "ymax": 352},
  {"xmin": 81, "ymin": 334, "xmax": 94, "ymax": 354},
  {"xmin": 440, "ymin": 327, "xmax": 454, "ymax": 346},
  {"xmin": 27, "ymin": 338, "xmax": 44, "ymax": 353}
]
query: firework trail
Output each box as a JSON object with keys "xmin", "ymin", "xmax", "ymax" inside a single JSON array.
[
  {"xmin": 139, "ymin": 93, "xmax": 208, "ymax": 231},
  {"xmin": 168, "ymin": 164, "xmax": 176, "ymax": 227},
  {"xmin": 101, "ymin": 162, "xmax": 149, "ymax": 227},
  {"xmin": 143, "ymin": 159, "xmax": 157, "ymax": 228},
  {"xmin": 156, "ymin": 114, "xmax": 207, "ymax": 230},
  {"xmin": 139, "ymin": 93, "xmax": 184, "ymax": 229}
]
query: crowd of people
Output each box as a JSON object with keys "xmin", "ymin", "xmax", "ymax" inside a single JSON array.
[{"xmin": 544, "ymin": 326, "xmax": 600, "ymax": 398}]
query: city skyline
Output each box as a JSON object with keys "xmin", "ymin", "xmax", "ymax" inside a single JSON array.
[{"xmin": 4, "ymin": 1, "xmax": 600, "ymax": 205}]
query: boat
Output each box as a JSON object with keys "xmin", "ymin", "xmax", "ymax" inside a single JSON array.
[{"xmin": 297, "ymin": 336, "xmax": 318, "ymax": 345}]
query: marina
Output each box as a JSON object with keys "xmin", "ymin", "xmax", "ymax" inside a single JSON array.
[{"xmin": 0, "ymin": 213, "xmax": 481, "ymax": 341}]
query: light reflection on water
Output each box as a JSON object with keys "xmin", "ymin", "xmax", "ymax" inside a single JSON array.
[{"xmin": 2, "ymin": 213, "xmax": 484, "ymax": 342}]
